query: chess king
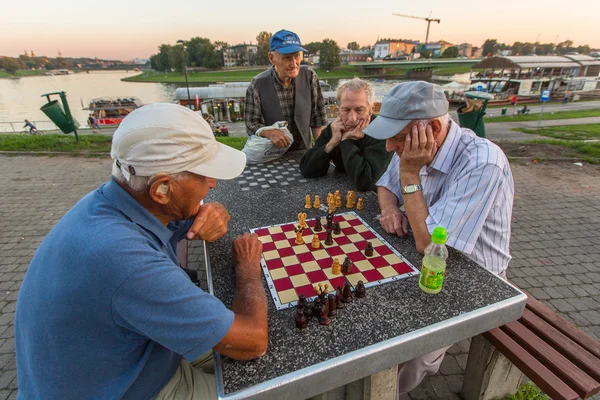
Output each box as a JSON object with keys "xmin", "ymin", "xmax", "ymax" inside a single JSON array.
[{"xmin": 14, "ymin": 104, "xmax": 269, "ymax": 399}]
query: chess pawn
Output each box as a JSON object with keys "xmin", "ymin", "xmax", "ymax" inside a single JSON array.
[
  {"xmin": 333, "ymin": 222, "xmax": 341, "ymax": 235},
  {"xmin": 295, "ymin": 308, "xmax": 308, "ymax": 329},
  {"xmin": 298, "ymin": 212, "xmax": 307, "ymax": 228},
  {"xmin": 327, "ymin": 192, "xmax": 334, "ymax": 208},
  {"xmin": 295, "ymin": 226, "xmax": 305, "ymax": 245},
  {"xmin": 335, "ymin": 286, "xmax": 345, "ymax": 309},
  {"xmin": 342, "ymin": 257, "xmax": 352, "ymax": 274},
  {"xmin": 331, "ymin": 258, "xmax": 341, "ymax": 275},
  {"xmin": 305, "ymin": 194, "xmax": 312, "ymax": 209},
  {"xmin": 303, "ymin": 304, "xmax": 314, "ymax": 321},
  {"xmin": 346, "ymin": 196, "xmax": 354, "ymax": 209},
  {"xmin": 328, "ymin": 293, "xmax": 337, "ymax": 317},
  {"xmin": 314, "ymin": 195, "xmax": 321, "ymax": 208},
  {"xmin": 297, "ymin": 294, "xmax": 307, "ymax": 310},
  {"xmin": 319, "ymin": 301, "xmax": 332, "ymax": 326},
  {"xmin": 311, "ymin": 234, "xmax": 321, "ymax": 249},
  {"xmin": 364, "ymin": 242, "xmax": 374, "ymax": 257},
  {"xmin": 312, "ymin": 298, "xmax": 322, "ymax": 316},
  {"xmin": 314, "ymin": 218, "xmax": 323, "ymax": 232},
  {"xmin": 356, "ymin": 198, "xmax": 364, "ymax": 210},
  {"xmin": 335, "ymin": 192, "xmax": 342, "ymax": 208},
  {"xmin": 342, "ymin": 282, "xmax": 353, "ymax": 303},
  {"xmin": 355, "ymin": 280, "xmax": 366, "ymax": 298}
]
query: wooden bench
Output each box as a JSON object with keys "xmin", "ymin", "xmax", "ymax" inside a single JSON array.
[{"xmin": 462, "ymin": 292, "xmax": 600, "ymax": 400}]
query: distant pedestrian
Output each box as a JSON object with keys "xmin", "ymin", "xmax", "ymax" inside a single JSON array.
[
  {"xmin": 88, "ymin": 114, "xmax": 101, "ymax": 133},
  {"xmin": 23, "ymin": 120, "xmax": 37, "ymax": 134},
  {"xmin": 510, "ymin": 94, "xmax": 518, "ymax": 107},
  {"xmin": 562, "ymin": 92, "xmax": 570, "ymax": 104}
]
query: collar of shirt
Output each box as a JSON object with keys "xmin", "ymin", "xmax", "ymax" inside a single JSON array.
[
  {"xmin": 425, "ymin": 119, "xmax": 461, "ymax": 175},
  {"xmin": 270, "ymin": 66, "xmax": 295, "ymax": 90},
  {"xmin": 101, "ymin": 178, "xmax": 176, "ymax": 247}
]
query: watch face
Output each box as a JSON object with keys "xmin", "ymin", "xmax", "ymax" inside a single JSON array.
[{"xmin": 402, "ymin": 184, "xmax": 422, "ymax": 194}]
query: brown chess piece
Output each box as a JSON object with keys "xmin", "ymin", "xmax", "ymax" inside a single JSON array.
[
  {"xmin": 314, "ymin": 217, "xmax": 323, "ymax": 232},
  {"xmin": 312, "ymin": 298, "xmax": 322, "ymax": 316},
  {"xmin": 364, "ymin": 242, "xmax": 374, "ymax": 257},
  {"xmin": 333, "ymin": 222, "xmax": 341, "ymax": 235},
  {"xmin": 319, "ymin": 301, "xmax": 332, "ymax": 326},
  {"xmin": 342, "ymin": 281, "xmax": 353, "ymax": 303},
  {"xmin": 297, "ymin": 294, "xmax": 307, "ymax": 310},
  {"xmin": 326, "ymin": 211, "xmax": 334, "ymax": 229},
  {"xmin": 328, "ymin": 293, "xmax": 337, "ymax": 317},
  {"xmin": 342, "ymin": 257, "xmax": 352, "ymax": 274},
  {"xmin": 303, "ymin": 304, "xmax": 314, "ymax": 321},
  {"xmin": 324, "ymin": 228, "xmax": 334, "ymax": 246},
  {"xmin": 355, "ymin": 280, "xmax": 366, "ymax": 298},
  {"xmin": 295, "ymin": 308, "xmax": 308, "ymax": 329},
  {"xmin": 335, "ymin": 286, "xmax": 344, "ymax": 309}
]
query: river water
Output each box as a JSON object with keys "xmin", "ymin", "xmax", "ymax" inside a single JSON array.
[{"xmin": 0, "ymin": 70, "xmax": 464, "ymax": 131}]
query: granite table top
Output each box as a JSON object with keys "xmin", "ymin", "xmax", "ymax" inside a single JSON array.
[{"xmin": 203, "ymin": 152, "xmax": 526, "ymax": 400}]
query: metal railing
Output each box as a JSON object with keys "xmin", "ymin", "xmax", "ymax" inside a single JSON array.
[{"xmin": 0, "ymin": 119, "xmax": 88, "ymax": 133}]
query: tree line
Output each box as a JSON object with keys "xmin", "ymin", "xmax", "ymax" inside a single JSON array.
[
  {"xmin": 481, "ymin": 39, "xmax": 592, "ymax": 57},
  {"xmin": 149, "ymin": 32, "xmax": 349, "ymax": 72},
  {"xmin": 0, "ymin": 55, "xmax": 74, "ymax": 73}
]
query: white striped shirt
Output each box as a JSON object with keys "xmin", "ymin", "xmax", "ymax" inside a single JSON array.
[{"xmin": 376, "ymin": 120, "xmax": 514, "ymax": 275}]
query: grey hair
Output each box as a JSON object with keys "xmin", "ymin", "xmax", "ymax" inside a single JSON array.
[
  {"xmin": 111, "ymin": 163, "xmax": 194, "ymax": 193},
  {"xmin": 415, "ymin": 113, "xmax": 451, "ymax": 134},
  {"xmin": 336, "ymin": 78, "xmax": 374, "ymax": 106}
]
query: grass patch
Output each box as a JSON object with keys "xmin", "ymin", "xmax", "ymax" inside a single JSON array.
[
  {"xmin": 432, "ymin": 65, "xmax": 473, "ymax": 76},
  {"xmin": 522, "ymin": 139, "xmax": 600, "ymax": 162},
  {"xmin": 500, "ymin": 381, "xmax": 549, "ymax": 400},
  {"xmin": 216, "ymin": 136, "xmax": 247, "ymax": 150},
  {"xmin": 0, "ymin": 134, "xmax": 248, "ymax": 153},
  {"xmin": 0, "ymin": 69, "xmax": 47, "ymax": 78},
  {"xmin": 517, "ymin": 124, "xmax": 600, "ymax": 140},
  {"xmin": 485, "ymin": 108, "xmax": 600, "ymax": 123}
]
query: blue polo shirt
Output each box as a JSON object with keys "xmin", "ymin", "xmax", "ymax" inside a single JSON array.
[{"xmin": 15, "ymin": 178, "xmax": 234, "ymax": 399}]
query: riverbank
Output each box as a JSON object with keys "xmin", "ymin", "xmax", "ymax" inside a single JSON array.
[
  {"xmin": 0, "ymin": 69, "xmax": 49, "ymax": 78},
  {"xmin": 122, "ymin": 64, "xmax": 473, "ymax": 84}
]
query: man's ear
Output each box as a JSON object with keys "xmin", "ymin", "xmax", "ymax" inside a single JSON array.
[
  {"xmin": 268, "ymin": 52, "xmax": 275, "ymax": 65},
  {"xmin": 430, "ymin": 119, "xmax": 443, "ymax": 137},
  {"xmin": 149, "ymin": 176, "xmax": 171, "ymax": 205}
]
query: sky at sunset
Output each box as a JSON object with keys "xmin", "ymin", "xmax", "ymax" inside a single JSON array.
[{"xmin": 1, "ymin": 0, "xmax": 598, "ymax": 60}]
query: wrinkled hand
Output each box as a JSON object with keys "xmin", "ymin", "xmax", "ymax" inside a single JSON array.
[
  {"xmin": 342, "ymin": 117, "xmax": 368, "ymax": 141},
  {"xmin": 380, "ymin": 208, "xmax": 409, "ymax": 237},
  {"xmin": 400, "ymin": 122, "xmax": 437, "ymax": 175},
  {"xmin": 325, "ymin": 117, "xmax": 345, "ymax": 153},
  {"xmin": 186, "ymin": 203, "xmax": 230, "ymax": 242},
  {"xmin": 232, "ymin": 233, "xmax": 263, "ymax": 278},
  {"xmin": 263, "ymin": 129, "xmax": 290, "ymax": 148}
]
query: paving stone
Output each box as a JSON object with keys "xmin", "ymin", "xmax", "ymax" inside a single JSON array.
[
  {"xmin": 580, "ymin": 310, "xmax": 600, "ymax": 325},
  {"xmin": 439, "ymin": 355, "xmax": 462, "ymax": 376},
  {"xmin": 443, "ymin": 374, "xmax": 463, "ymax": 394},
  {"xmin": 456, "ymin": 339, "xmax": 471, "ymax": 353},
  {"xmin": 446, "ymin": 344, "xmax": 461, "ymax": 355},
  {"xmin": 527, "ymin": 287, "xmax": 550, "ymax": 300}
]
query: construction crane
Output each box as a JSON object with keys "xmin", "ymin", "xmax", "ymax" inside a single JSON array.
[{"xmin": 392, "ymin": 13, "xmax": 441, "ymax": 44}]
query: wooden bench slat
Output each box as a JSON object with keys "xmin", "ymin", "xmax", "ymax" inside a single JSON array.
[
  {"xmin": 502, "ymin": 321, "xmax": 600, "ymax": 398},
  {"xmin": 521, "ymin": 308, "xmax": 600, "ymax": 382},
  {"xmin": 178, "ymin": 240, "xmax": 188, "ymax": 269},
  {"xmin": 483, "ymin": 328, "xmax": 579, "ymax": 400},
  {"xmin": 526, "ymin": 293, "xmax": 600, "ymax": 359}
]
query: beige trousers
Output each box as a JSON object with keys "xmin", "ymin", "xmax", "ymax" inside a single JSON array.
[
  {"xmin": 154, "ymin": 352, "xmax": 217, "ymax": 400},
  {"xmin": 396, "ymin": 270, "xmax": 508, "ymax": 398}
]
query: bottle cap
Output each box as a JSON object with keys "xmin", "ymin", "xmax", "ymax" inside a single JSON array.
[{"xmin": 431, "ymin": 226, "xmax": 447, "ymax": 244}]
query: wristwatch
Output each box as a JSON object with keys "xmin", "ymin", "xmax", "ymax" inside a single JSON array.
[{"xmin": 401, "ymin": 184, "xmax": 423, "ymax": 195}]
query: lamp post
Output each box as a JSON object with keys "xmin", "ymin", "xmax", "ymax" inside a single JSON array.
[{"xmin": 176, "ymin": 40, "xmax": 192, "ymax": 108}]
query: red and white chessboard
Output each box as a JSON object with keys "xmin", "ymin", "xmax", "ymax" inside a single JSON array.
[{"xmin": 251, "ymin": 212, "xmax": 418, "ymax": 310}]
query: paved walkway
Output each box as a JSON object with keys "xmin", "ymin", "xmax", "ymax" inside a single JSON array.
[{"xmin": 0, "ymin": 156, "xmax": 599, "ymax": 399}]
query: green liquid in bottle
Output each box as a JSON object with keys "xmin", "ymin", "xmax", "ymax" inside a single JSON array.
[{"xmin": 418, "ymin": 226, "xmax": 449, "ymax": 294}]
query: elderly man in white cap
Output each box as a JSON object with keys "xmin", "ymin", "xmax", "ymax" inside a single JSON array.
[
  {"xmin": 363, "ymin": 81, "xmax": 514, "ymax": 397},
  {"xmin": 15, "ymin": 104, "xmax": 268, "ymax": 400}
]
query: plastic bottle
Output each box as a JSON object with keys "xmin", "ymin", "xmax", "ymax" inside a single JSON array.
[{"xmin": 419, "ymin": 226, "xmax": 449, "ymax": 294}]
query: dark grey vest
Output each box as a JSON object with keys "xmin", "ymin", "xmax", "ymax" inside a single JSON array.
[{"xmin": 255, "ymin": 65, "xmax": 312, "ymax": 149}]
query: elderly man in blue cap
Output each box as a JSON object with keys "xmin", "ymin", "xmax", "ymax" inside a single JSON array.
[
  {"xmin": 364, "ymin": 81, "xmax": 515, "ymax": 398},
  {"xmin": 245, "ymin": 29, "xmax": 327, "ymax": 151}
]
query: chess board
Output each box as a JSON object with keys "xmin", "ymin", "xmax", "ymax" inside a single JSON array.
[
  {"xmin": 238, "ymin": 159, "xmax": 308, "ymax": 191},
  {"xmin": 251, "ymin": 212, "xmax": 419, "ymax": 310}
]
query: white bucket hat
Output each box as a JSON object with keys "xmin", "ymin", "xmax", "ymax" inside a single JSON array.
[{"xmin": 111, "ymin": 103, "xmax": 246, "ymax": 181}]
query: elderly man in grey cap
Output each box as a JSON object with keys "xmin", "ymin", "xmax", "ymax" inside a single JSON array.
[{"xmin": 363, "ymin": 81, "xmax": 515, "ymax": 397}]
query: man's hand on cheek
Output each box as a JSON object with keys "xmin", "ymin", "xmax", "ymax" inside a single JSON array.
[
  {"xmin": 400, "ymin": 122, "xmax": 437, "ymax": 175},
  {"xmin": 186, "ymin": 202, "xmax": 231, "ymax": 241},
  {"xmin": 342, "ymin": 117, "xmax": 368, "ymax": 141}
]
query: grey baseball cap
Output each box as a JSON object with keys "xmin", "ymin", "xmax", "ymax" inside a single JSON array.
[{"xmin": 363, "ymin": 81, "xmax": 449, "ymax": 140}]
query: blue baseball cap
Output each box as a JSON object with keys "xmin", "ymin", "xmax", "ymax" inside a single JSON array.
[{"xmin": 269, "ymin": 30, "xmax": 307, "ymax": 54}]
